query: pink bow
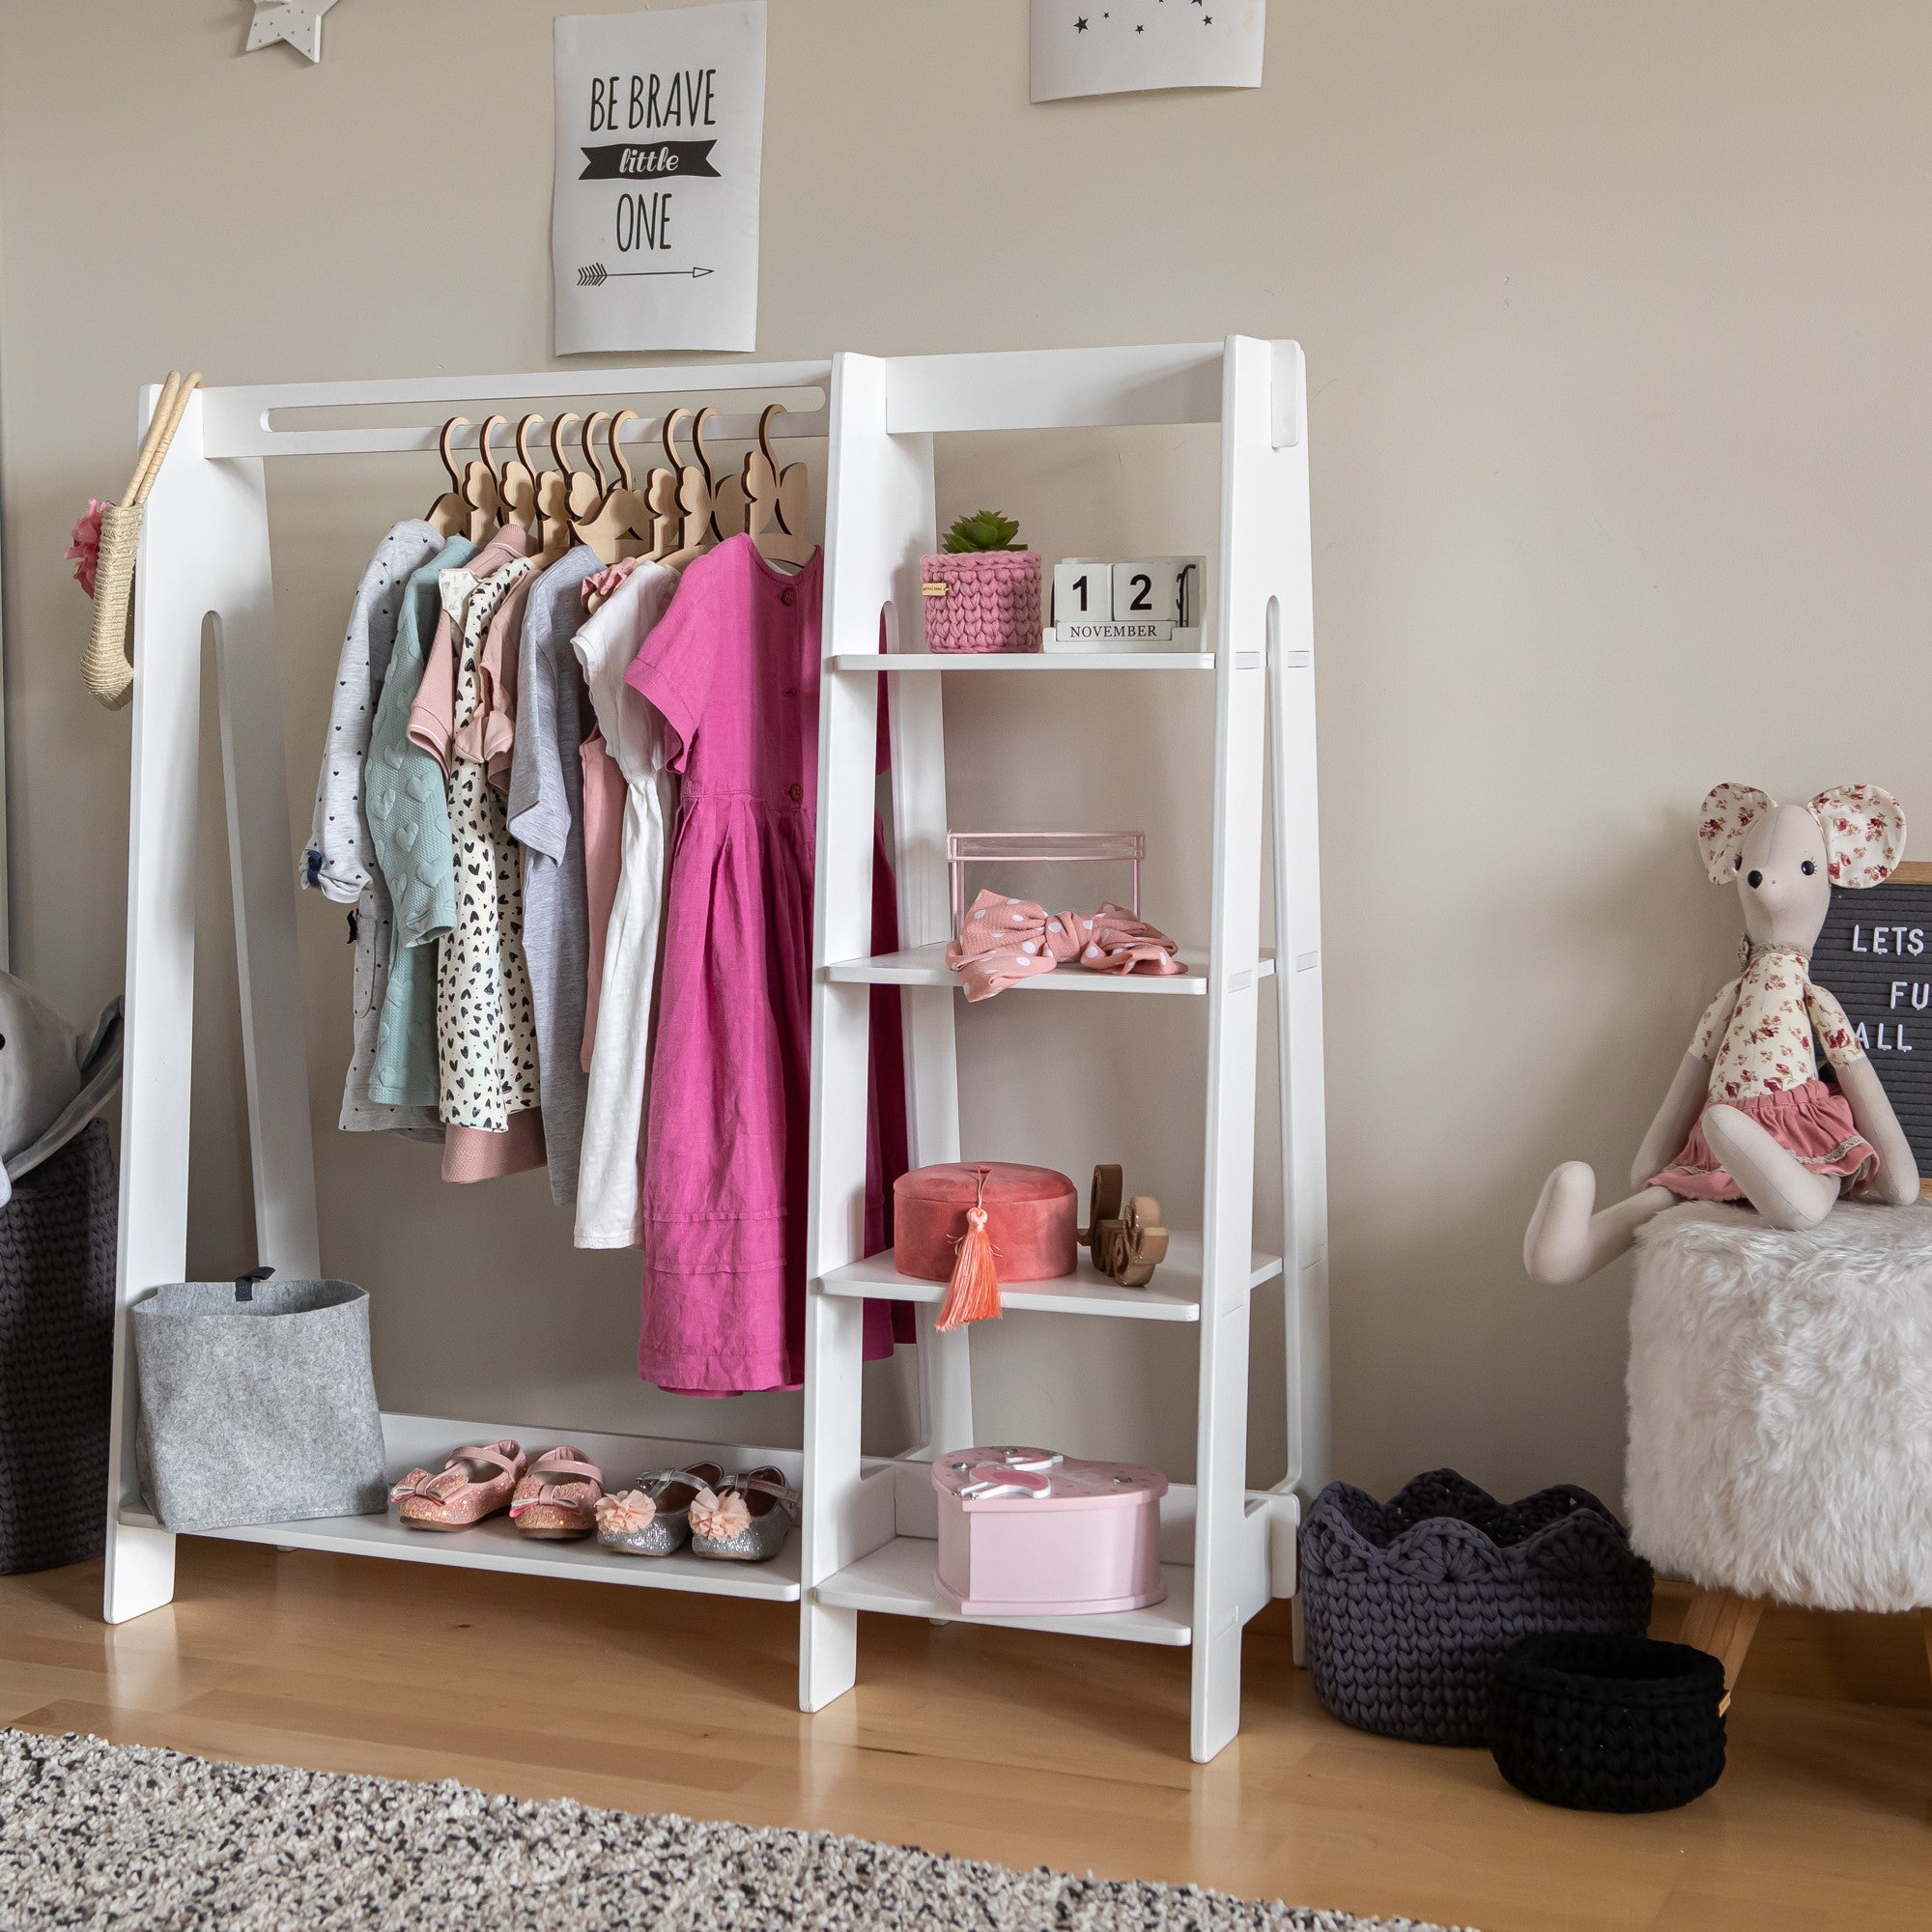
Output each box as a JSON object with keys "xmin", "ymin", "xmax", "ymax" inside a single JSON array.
[
  {"xmin": 960, "ymin": 1464, "xmax": 1053, "ymax": 1499},
  {"xmin": 387, "ymin": 1468, "xmax": 461, "ymax": 1506},
  {"xmin": 944, "ymin": 890, "xmax": 1183, "ymax": 1001}
]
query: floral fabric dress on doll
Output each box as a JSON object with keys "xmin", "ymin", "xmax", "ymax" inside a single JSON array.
[
  {"xmin": 1648, "ymin": 941, "xmax": 1879, "ymax": 1199},
  {"xmin": 622, "ymin": 535, "xmax": 908, "ymax": 1395}
]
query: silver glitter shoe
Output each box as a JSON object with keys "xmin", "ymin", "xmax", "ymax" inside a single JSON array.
[
  {"xmin": 689, "ymin": 1465, "xmax": 799, "ymax": 1563},
  {"xmin": 593, "ymin": 1461, "xmax": 724, "ymax": 1557}
]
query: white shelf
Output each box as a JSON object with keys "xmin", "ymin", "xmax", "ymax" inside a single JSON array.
[
  {"xmin": 116, "ymin": 1411, "xmax": 823, "ymax": 1604},
  {"xmin": 819, "ymin": 1233, "xmax": 1282, "ymax": 1321},
  {"xmin": 823, "ymin": 942, "xmax": 1274, "ymax": 993},
  {"xmin": 830, "ymin": 651, "xmax": 1214, "ymax": 673},
  {"xmin": 117, "ymin": 1497, "xmax": 803, "ymax": 1602},
  {"xmin": 814, "ymin": 1534, "xmax": 1194, "ymax": 1646}
]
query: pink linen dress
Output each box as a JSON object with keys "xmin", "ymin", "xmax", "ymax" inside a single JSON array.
[{"xmin": 624, "ymin": 535, "xmax": 909, "ymax": 1395}]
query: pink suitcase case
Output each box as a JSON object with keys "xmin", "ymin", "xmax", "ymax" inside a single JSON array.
[{"xmin": 932, "ymin": 1445, "xmax": 1168, "ymax": 1615}]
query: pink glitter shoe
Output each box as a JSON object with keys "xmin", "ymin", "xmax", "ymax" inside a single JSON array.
[
  {"xmin": 390, "ymin": 1440, "xmax": 525, "ymax": 1531},
  {"xmin": 509, "ymin": 1446, "xmax": 606, "ymax": 1541}
]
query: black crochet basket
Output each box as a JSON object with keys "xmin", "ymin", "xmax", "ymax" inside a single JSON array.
[
  {"xmin": 0, "ymin": 1123, "xmax": 117, "ymax": 1575},
  {"xmin": 1298, "ymin": 1470, "xmax": 1655, "ymax": 1746},
  {"xmin": 1489, "ymin": 1633, "xmax": 1726, "ymax": 1811}
]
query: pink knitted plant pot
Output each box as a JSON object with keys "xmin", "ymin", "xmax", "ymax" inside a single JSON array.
[{"xmin": 920, "ymin": 552, "xmax": 1042, "ymax": 653}]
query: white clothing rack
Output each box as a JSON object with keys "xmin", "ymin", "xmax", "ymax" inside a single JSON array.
[{"xmin": 100, "ymin": 341, "xmax": 1328, "ymax": 1766}]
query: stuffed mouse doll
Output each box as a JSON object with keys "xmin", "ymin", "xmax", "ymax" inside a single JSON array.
[{"xmin": 1524, "ymin": 782, "xmax": 1919, "ymax": 1286}]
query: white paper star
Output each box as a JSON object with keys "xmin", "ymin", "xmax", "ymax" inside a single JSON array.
[{"xmin": 245, "ymin": 1, "xmax": 338, "ymax": 65}]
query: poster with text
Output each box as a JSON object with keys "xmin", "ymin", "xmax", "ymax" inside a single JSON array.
[
  {"xmin": 1031, "ymin": 0, "xmax": 1265, "ymax": 102},
  {"xmin": 553, "ymin": 3, "xmax": 765, "ymax": 355}
]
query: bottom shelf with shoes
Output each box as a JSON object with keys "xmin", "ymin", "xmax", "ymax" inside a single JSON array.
[{"xmin": 117, "ymin": 1409, "xmax": 887, "ymax": 1605}]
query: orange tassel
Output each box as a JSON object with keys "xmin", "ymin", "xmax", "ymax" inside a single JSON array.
[{"xmin": 937, "ymin": 1171, "xmax": 1003, "ymax": 1330}]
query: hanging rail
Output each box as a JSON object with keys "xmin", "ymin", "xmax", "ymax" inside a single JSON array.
[{"xmin": 195, "ymin": 358, "xmax": 835, "ymax": 461}]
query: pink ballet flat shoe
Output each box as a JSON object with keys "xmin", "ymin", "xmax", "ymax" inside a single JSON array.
[
  {"xmin": 509, "ymin": 1446, "xmax": 606, "ymax": 1541},
  {"xmin": 390, "ymin": 1439, "xmax": 526, "ymax": 1530}
]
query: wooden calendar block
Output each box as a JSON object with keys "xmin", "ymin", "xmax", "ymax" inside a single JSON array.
[
  {"xmin": 1114, "ymin": 557, "xmax": 1201, "ymax": 628},
  {"xmin": 1053, "ymin": 558, "xmax": 1113, "ymax": 627}
]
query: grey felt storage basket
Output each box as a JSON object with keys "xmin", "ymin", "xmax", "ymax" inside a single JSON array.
[
  {"xmin": 1298, "ymin": 1469, "xmax": 1655, "ymax": 1747},
  {"xmin": 0, "ymin": 1122, "xmax": 117, "ymax": 1575},
  {"xmin": 131, "ymin": 1272, "xmax": 386, "ymax": 1533}
]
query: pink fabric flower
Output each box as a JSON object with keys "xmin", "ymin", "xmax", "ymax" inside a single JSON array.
[
  {"xmin": 690, "ymin": 1487, "xmax": 750, "ymax": 1541},
  {"xmin": 66, "ymin": 500, "xmax": 107, "ymax": 599},
  {"xmin": 595, "ymin": 1489, "xmax": 657, "ymax": 1534}
]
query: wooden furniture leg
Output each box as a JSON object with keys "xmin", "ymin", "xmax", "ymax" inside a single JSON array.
[
  {"xmin": 1921, "ymin": 1607, "xmax": 1932, "ymax": 1690},
  {"xmin": 1679, "ymin": 1586, "xmax": 1764, "ymax": 1702}
]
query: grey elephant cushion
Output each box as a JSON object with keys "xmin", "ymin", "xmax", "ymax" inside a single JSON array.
[{"xmin": 0, "ymin": 983, "xmax": 121, "ymax": 1206}]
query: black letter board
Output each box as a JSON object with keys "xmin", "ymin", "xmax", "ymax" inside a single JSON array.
[{"xmin": 1808, "ymin": 859, "xmax": 1932, "ymax": 1192}]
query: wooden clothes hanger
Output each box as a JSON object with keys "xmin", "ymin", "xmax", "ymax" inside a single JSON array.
[
  {"xmin": 644, "ymin": 409, "xmax": 692, "ymax": 561},
  {"xmin": 699, "ymin": 405, "xmax": 813, "ymax": 570},
  {"xmin": 426, "ymin": 416, "xmax": 469, "ymax": 538},
  {"xmin": 549, "ymin": 412, "xmax": 603, "ymax": 528},
  {"xmin": 459, "ymin": 417, "xmax": 501, "ymax": 542},
  {"xmin": 657, "ymin": 407, "xmax": 721, "ymax": 573},
  {"xmin": 588, "ymin": 405, "xmax": 715, "ymax": 612},
  {"xmin": 740, "ymin": 403, "xmax": 814, "ymax": 571},
  {"xmin": 496, "ymin": 413, "xmax": 540, "ymax": 536},
  {"xmin": 571, "ymin": 410, "xmax": 636, "ymax": 565}
]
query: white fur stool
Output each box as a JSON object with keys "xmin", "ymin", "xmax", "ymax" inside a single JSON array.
[{"xmin": 1627, "ymin": 1201, "xmax": 1932, "ymax": 1690}]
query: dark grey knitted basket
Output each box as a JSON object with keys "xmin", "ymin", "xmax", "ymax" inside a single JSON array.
[
  {"xmin": 0, "ymin": 1123, "xmax": 117, "ymax": 1575},
  {"xmin": 1299, "ymin": 1469, "xmax": 1655, "ymax": 1746}
]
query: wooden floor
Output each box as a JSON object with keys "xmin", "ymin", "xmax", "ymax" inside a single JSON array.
[{"xmin": 3, "ymin": 1541, "xmax": 1929, "ymax": 1930}]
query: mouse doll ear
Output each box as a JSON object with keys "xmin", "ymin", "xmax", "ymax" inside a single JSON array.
[
  {"xmin": 1808, "ymin": 783, "xmax": 1906, "ymax": 889},
  {"xmin": 1697, "ymin": 783, "xmax": 1775, "ymax": 884}
]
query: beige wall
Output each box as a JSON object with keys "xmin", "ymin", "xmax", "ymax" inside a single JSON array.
[{"xmin": 5, "ymin": 1, "xmax": 1930, "ymax": 1504}]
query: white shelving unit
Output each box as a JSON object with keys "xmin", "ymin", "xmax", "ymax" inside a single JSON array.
[
  {"xmin": 802, "ymin": 339, "xmax": 1329, "ymax": 1764},
  {"xmin": 99, "ymin": 341, "xmax": 1327, "ymax": 1769}
]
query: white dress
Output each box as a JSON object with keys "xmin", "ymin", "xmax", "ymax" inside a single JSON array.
[{"xmin": 572, "ymin": 560, "xmax": 681, "ymax": 1248}]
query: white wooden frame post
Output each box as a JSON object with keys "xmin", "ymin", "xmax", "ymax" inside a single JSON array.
[{"xmin": 103, "ymin": 385, "xmax": 322, "ymax": 1621}]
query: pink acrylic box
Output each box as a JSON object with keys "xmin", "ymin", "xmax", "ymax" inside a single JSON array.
[{"xmin": 932, "ymin": 1446, "xmax": 1169, "ymax": 1616}]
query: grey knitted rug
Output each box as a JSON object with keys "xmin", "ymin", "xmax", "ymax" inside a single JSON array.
[{"xmin": 0, "ymin": 1730, "xmax": 1462, "ymax": 1931}]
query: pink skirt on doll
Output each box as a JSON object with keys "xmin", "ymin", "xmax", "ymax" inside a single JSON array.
[{"xmin": 1648, "ymin": 1075, "xmax": 1878, "ymax": 1202}]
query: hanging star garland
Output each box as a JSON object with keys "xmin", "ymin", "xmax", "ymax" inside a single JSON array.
[{"xmin": 244, "ymin": 1, "xmax": 339, "ymax": 65}]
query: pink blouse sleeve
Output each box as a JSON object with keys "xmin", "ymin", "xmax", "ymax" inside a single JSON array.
[
  {"xmin": 622, "ymin": 562, "xmax": 717, "ymax": 774},
  {"xmin": 407, "ymin": 604, "xmax": 460, "ymax": 774}
]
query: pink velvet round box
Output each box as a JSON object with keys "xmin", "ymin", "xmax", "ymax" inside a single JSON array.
[{"xmin": 892, "ymin": 1162, "xmax": 1077, "ymax": 1282}]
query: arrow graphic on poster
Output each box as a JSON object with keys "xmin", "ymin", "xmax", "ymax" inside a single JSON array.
[{"xmin": 577, "ymin": 262, "xmax": 716, "ymax": 286}]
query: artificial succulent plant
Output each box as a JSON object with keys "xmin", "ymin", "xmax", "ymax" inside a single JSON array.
[{"xmin": 940, "ymin": 510, "xmax": 1026, "ymax": 554}]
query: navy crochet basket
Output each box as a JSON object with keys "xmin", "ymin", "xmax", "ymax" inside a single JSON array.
[
  {"xmin": 1298, "ymin": 1469, "xmax": 1655, "ymax": 1746},
  {"xmin": 1489, "ymin": 1633, "xmax": 1726, "ymax": 1811},
  {"xmin": 0, "ymin": 1123, "xmax": 117, "ymax": 1575}
]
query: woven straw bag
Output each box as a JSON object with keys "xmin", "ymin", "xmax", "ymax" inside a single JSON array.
[
  {"xmin": 82, "ymin": 371, "xmax": 200, "ymax": 711},
  {"xmin": 920, "ymin": 551, "xmax": 1041, "ymax": 653}
]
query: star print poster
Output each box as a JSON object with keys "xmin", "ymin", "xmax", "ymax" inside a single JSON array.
[
  {"xmin": 1030, "ymin": 0, "xmax": 1264, "ymax": 102},
  {"xmin": 553, "ymin": 3, "xmax": 765, "ymax": 355}
]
